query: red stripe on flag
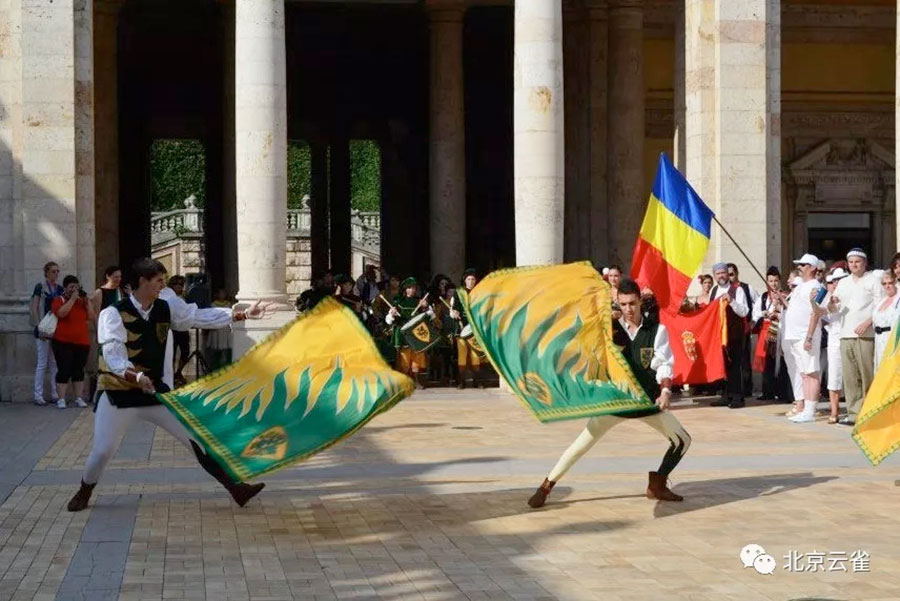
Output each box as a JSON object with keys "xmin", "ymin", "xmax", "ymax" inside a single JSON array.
[{"xmin": 630, "ymin": 237, "xmax": 692, "ymax": 314}]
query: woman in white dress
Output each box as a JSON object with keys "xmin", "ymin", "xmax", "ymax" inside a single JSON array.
[
  {"xmin": 872, "ymin": 271, "xmax": 900, "ymax": 370},
  {"xmin": 821, "ymin": 268, "xmax": 849, "ymax": 423}
]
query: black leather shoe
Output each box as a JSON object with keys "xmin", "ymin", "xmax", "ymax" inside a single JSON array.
[
  {"xmin": 729, "ymin": 400, "xmax": 746, "ymax": 409},
  {"xmin": 710, "ymin": 398, "xmax": 730, "ymax": 407}
]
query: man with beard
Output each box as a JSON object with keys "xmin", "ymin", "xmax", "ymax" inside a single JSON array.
[{"xmin": 708, "ymin": 262, "xmax": 751, "ymax": 408}]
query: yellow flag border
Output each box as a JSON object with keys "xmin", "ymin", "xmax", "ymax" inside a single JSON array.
[
  {"xmin": 459, "ymin": 262, "xmax": 654, "ymax": 423},
  {"xmin": 158, "ymin": 297, "xmax": 415, "ymax": 481},
  {"xmin": 852, "ymin": 394, "xmax": 900, "ymax": 466}
]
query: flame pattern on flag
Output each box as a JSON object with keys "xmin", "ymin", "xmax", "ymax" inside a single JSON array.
[{"xmin": 157, "ymin": 298, "xmax": 414, "ymax": 481}]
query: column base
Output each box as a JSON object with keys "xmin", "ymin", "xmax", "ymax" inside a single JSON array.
[{"xmin": 230, "ymin": 308, "xmax": 296, "ymax": 360}]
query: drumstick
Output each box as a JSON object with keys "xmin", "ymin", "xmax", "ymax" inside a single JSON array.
[
  {"xmin": 411, "ymin": 293, "xmax": 429, "ymax": 316},
  {"xmin": 377, "ymin": 294, "xmax": 395, "ymax": 311},
  {"xmin": 440, "ymin": 297, "xmax": 452, "ymax": 310}
]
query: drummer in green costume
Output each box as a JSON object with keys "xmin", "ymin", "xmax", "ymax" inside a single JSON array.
[
  {"xmin": 385, "ymin": 277, "xmax": 430, "ymax": 388},
  {"xmin": 451, "ymin": 268, "xmax": 487, "ymax": 389}
]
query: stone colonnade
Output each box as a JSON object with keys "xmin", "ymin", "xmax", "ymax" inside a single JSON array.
[{"xmin": 684, "ymin": 0, "xmax": 782, "ymax": 277}]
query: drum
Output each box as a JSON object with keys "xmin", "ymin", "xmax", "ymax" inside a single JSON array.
[
  {"xmin": 400, "ymin": 312, "xmax": 430, "ymax": 333},
  {"xmin": 459, "ymin": 324, "xmax": 473, "ymax": 339}
]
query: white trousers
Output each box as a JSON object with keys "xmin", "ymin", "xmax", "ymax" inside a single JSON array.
[
  {"xmin": 82, "ymin": 393, "xmax": 197, "ymax": 484},
  {"xmin": 826, "ymin": 340, "xmax": 842, "ymax": 392},
  {"xmin": 548, "ymin": 411, "xmax": 691, "ymax": 482},
  {"xmin": 34, "ymin": 338, "xmax": 58, "ymax": 401}
]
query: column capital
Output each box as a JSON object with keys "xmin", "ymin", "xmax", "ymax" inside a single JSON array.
[
  {"xmin": 584, "ymin": 0, "xmax": 608, "ymax": 20},
  {"xmin": 425, "ymin": 0, "xmax": 466, "ymax": 22},
  {"xmin": 608, "ymin": 0, "xmax": 642, "ymax": 10},
  {"xmin": 95, "ymin": 0, "xmax": 124, "ymax": 16}
]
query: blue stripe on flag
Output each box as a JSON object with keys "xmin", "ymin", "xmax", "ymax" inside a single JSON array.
[{"xmin": 650, "ymin": 153, "xmax": 714, "ymax": 238}]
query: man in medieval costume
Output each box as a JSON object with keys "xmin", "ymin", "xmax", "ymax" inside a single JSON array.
[
  {"xmin": 67, "ymin": 258, "xmax": 273, "ymax": 512},
  {"xmin": 527, "ymin": 278, "xmax": 691, "ymax": 508},
  {"xmin": 385, "ymin": 277, "xmax": 430, "ymax": 388}
]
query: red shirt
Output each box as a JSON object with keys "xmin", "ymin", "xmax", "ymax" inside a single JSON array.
[{"xmin": 52, "ymin": 296, "xmax": 91, "ymax": 346}]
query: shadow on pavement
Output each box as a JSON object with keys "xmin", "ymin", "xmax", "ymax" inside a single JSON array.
[{"xmin": 654, "ymin": 472, "xmax": 837, "ymax": 518}]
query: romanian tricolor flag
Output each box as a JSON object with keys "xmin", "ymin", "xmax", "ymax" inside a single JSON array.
[{"xmin": 631, "ymin": 154, "xmax": 714, "ymax": 313}]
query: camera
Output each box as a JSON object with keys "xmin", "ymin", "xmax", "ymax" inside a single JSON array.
[{"xmin": 78, "ymin": 287, "xmax": 87, "ymax": 298}]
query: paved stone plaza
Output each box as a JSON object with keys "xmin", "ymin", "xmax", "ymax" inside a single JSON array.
[{"xmin": 1, "ymin": 390, "xmax": 899, "ymax": 601}]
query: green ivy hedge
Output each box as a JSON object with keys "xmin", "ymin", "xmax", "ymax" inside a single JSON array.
[{"xmin": 150, "ymin": 139, "xmax": 381, "ymax": 213}]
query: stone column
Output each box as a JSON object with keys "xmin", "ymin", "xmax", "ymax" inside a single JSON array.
[
  {"xmin": 0, "ymin": 0, "xmax": 95, "ymax": 400},
  {"xmin": 234, "ymin": 0, "xmax": 287, "ymax": 302},
  {"xmin": 587, "ymin": 1, "xmax": 609, "ymax": 265},
  {"xmin": 428, "ymin": 3, "xmax": 466, "ymax": 278},
  {"xmin": 563, "ymin": 3, "xmax": 589, "ymax": 261},
  {"xmin": 672, "ymin": 0, "xmax": 685, "ymax": 173},
  {"xmin": 221, "ymin": 0, "xmax": 238, "ymax": 297},
  {"xmin": 309, "ymin": 141, "xmax": 329, "ymax": 278},
  {"xmin": 607, "ymin": 0, "xmax": 643, "ymax": 268},
  {"xmin": 94, "ymin": 0, "xmax": 122, "ymax": 277},
  {"xmin": 685, "ymin": 0, "xmax": 781, "ymax": 276},
  {"xmin": 514, "ymin": 0, "xmax": 565, "ymax": 266},
  {"xmin": 329, "ymin": 138, "xmax": 351, "ymax": 276}
]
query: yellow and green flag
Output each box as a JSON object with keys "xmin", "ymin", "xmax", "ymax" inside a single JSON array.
[
  {"xmin": 459, "ymin": 262, "xmax": 655, "ymax": 422},
  {"xmin": 853, "ymin": 322, "xmax": 900, "ymax": 465},
  {"xmin": 158, "ymin": 297, "xmax": 414, "ymax": 481}
]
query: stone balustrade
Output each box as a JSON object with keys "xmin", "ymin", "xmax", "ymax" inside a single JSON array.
[{"xmin": 150, "ymin": 208, "xmax": 381, "ymax": 251}]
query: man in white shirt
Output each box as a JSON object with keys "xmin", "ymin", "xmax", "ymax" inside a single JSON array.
[
  {"xmin": 830, "ymin": 248, "xmax": 883, "ymax": 425},
  {"xmin": 527, "ymin": 279, "xmax": 691, "ymax": 508},
  {"xmin": 780, "ymin": 253, "xmax": 824, "ymax": 423},
  {"xmin": 708, "ymin": 262, "xmax": 750, "ymax": 408},
  {"xmin": 67, "ymin": 258, "xmax": 274, "ymax": 512}
]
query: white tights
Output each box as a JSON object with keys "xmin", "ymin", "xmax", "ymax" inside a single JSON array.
[
  {"xmin": 82, "ymin": 393, "xmax": 197, "ymax": 484},
  {"xmin": 548, "ymin": 411, "xmax": 691, "ymax": 482}
]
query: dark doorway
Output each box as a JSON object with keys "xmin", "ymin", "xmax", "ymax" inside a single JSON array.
[{"xmin": 807, "ymin": 212, "xmax": 873, "ymax": 264}]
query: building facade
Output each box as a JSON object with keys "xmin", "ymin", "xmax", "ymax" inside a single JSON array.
[{"xmin": 0, "ymin": 0, "xmax": 898, "ymax": 400}]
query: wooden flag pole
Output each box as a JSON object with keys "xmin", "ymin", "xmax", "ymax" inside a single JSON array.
[{"xmin": 711, "ymin": 215, "xmax": 774, "ymax": 293}]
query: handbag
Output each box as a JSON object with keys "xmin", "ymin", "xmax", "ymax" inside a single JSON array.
[{"xmin": 37, "ymin": 311, "xmax": 58, "ymax": 337}]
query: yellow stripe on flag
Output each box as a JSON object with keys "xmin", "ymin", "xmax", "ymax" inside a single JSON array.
[
  {"xmin": 638, "ymin": 194, "xmax": 710, "ymax": 278},
  {"xmin": 852, "ymin": 327, "xmax": 900, "ymax": 465}
]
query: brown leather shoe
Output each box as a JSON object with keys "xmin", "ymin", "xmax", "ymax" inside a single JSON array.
[
  {"xmin": 646, "ymin": 471, "xmax": 683, "ymax": 502},
  {"xmin": 527, "ymin": 478, "xmax": 556, "ymax": 508},
  {"xmin": 67, "ymin": 480, "xmax": 96, "ymax": 512},
  {"xmin": 227, "ymin": 482, "xmax": 266, "ymax": 507}
]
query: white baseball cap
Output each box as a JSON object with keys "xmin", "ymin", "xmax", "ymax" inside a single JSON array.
[
  {"xmin": 792, "ymin": 253, "xmax": 819, "ymax": 266},
  {"xmin": 826, "ymin": 267, "xmax": 849, "ymax": 283}
]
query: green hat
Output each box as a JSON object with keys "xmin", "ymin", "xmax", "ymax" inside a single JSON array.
[
  {"xmin": 400, "ymin": 277, "xmax": 418, "ymax": 289},
  {"xmin": 334, "ymin": 273, "xmax": 352, "ymax": 285}
]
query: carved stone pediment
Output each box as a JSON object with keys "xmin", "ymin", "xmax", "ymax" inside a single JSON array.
[{"xmin": 787, "ymin": 139, "xmax": 895, "ymax": 209}]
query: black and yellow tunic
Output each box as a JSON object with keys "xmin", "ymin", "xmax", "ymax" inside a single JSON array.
[{"xmin": 97, "ymin": 298, "xmax": 171, "ymax": 408}]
